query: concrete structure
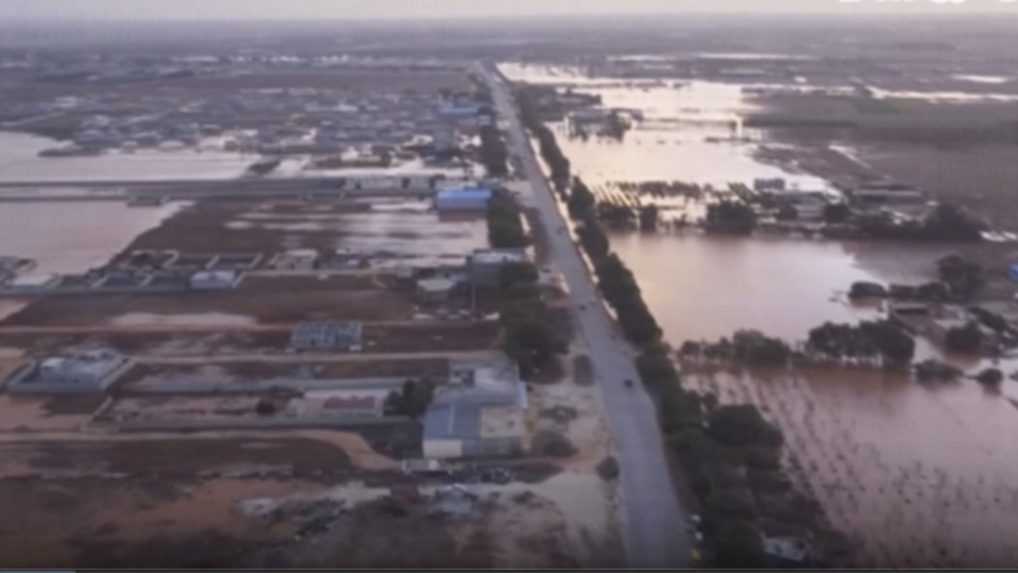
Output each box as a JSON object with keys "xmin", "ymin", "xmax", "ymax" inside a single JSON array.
[
  {"xmin": 7, "ymin": 348, "xmax": 129, "ymax": 394},
  {"xmin": 416, "ymin": 276, "xmax": 459, "ymax": 303},
  {"xmin": 435, "ymin": 186, "xmax": 492, "ymax": 212},
  {"xmin": 467, "ymin": 248, "xmax": 529, "ymax": 287},
  {"xmin": 290, "ymin": 321, "xmax": 363, "ymax": 352},
  {"xmin": 273, "ymin": 248, "xmax": 319, "ymax": 271},
  {"xmin": 422, "ymin": 356, "xmax": 527, "ymax": 459},
  {"xmin": 190, "ymin": 270, "xmax": 239, "ymax": 290}
]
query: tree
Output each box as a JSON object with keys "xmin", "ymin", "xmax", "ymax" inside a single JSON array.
[
  {"xmin": 707, "ymin": 404, "xmax": 784, "ymax": 448},
  {"xmin": 478, "ymin": 125, "xmax": 509, "ymax": 177},
  {"xmin": 706, "ymin": 201, "xmax": 756, "ymax": 235},
  {"xmin": 568, "ymin": 177, "xmax": 597, "ymax": 219},
  {"xmin": 385, "ymin": 379, "xmax": 436, "ymax": 418},
  {"xmin": 577, "ymin": 220, "xmax": 610, "ymax": 262},
  {"xmin": 639, "ymin": 204, "xmax": 660, "ymax": 231},
  {"xmin": 945, "ymin": 321, "xmax": 984, "ymax": 354},
  {"xmin": 498, "ymin": 262, "xmax": 539, "ymax": 290},
  {"xmin": 859, "ymin": 320, "xmax": 916, "ymax": 365},
  {"xmin": 731, "ymin": 330, "xmax": 791, "ymax": 367},
  {"xmin": 711, "ymin": 520, "xmax": 768, "ymax": 568},
  {"xmin": 823, "ymin": 202, "xmax": 851, "ymax": 224}
]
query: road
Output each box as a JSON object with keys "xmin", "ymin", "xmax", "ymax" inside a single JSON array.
[{"xmin": 480, "ymin": 63, "xmax": 692, "ymax": 568}]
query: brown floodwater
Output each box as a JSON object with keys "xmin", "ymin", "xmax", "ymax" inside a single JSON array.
[
  {"xmin": 0, "ymin": 201, "xmax": 184, "ymax": 274},
  {"xmin": 610, "ymin": 231, "xmax": 953, "ymax": 343},
  {"xmin": 505, "ymin": 59, "xmax": 1018, "ymax": 567},
  {"xmin": 687, "ymin": 365, "xmax": 1018, "ymax": 567}
]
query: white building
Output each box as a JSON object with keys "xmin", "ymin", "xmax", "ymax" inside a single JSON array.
[{"xmin": 8, "ymin": 348, "xmax": 129, "ymax": 394}]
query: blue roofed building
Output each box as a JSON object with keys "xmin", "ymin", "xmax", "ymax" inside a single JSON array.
[{"xmin": 435, "ymin": 186, "xmax": 493, "ymax": 213}]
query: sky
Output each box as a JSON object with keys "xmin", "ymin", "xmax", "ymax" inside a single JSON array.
[{"xmin": 3, "ymin": 0, "xmax": 1017, "ymax": 20}]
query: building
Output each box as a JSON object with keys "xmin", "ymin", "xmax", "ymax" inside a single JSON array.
[
  {"xmin": 435, "ymin": 186, "xmax": 493, "ymax": 212},
  {"xmin": 467, "ymin": 248, "xmax": 529, "ymax": 287},
  {"xmin": 190, "ymin": 270, "xmax": 239, "ymax": 290},
  {"xmin": 273, "ymin": 249, "xmax": 319, "ymax": 271},
  {"xmin": 290, "ymin": 321, "xmax": 363, "ymax": 352},
  {"xmin": 7, "ymin": 348, "xmax": 129, "ymax": 394},
  {"xmin": 289, "ymin": 389, "xmax": 386, "ymax": 418},
  {"xmin": 422, "ymin": 356, "xmax": 528, "ymax": 459},
  {"xmin": 7, "ymin": 273, "xmax": 60, "ymax": 291},
  {"xmin": 850, "ymin": 182, "xmax": 925, "ymax": 205},
  {"xmin": 416, "ymin": 276, "xmax": 460, "ymax": 304}
]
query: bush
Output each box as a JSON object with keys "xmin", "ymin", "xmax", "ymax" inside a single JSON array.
[
  {"xmin": 596, "ymin": 456, "xmax": 620, "ymax": 481},
  {"xmin": 859, "ymin": 320, "xmax": 915, "ymax": 365},
  {"xmin": 531, "ymin": 430, "xmax": 578, "ymax": 458},
  {"xmin": 849, "ymin": 281, "xmax": 887, "ymax": 300}
]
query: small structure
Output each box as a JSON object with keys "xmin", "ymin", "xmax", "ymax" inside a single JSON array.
[
  {"xmin": 7, "ymin": 348, "xmax": 129, "ymax": 394},
  {"xmin": 7, "ymin": 273, "xmax": 60, "ymax": 291},
  {"xmin": 435, "ymin": 186, "xmax": 493, "ymax": 212},
  {"xmin": 423, "ymin": 356, "xmax": 528, "ymax": 460},
  {"xmin": 468, "ymin": 248, "xmax": 529, "ymax": 287},
  {"xmin": 290, "ymin": 321, "xmax": 363, "ymax": 352},
  {"xmin": 416, "ymin": 276, "xmax": 459, "ymax": 304},
  {"xmin": 288, "ymin": 389, "xmax": 385, "ymax": 418},
  {"xmin": 273, "ymin": 249, "xmax": 319, "ymax": 271},
  {"xmin": 190, "ymin": 270, "xmax": 240, "ymax": 290}
]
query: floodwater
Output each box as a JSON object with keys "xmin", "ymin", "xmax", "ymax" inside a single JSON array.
[
  {"xmin": 505, "ymin": 59, "xmax": 1018, "ymax": 567},
  {"xmin": 0, "ymin": 131, "xmax": 255, "ymax": 182},
  {"xmin": 500, "ymin": 62, "xmax": 834, "ymax": 191},
  {"xmin": 0, "ymin": 201, "xmax": 184, "ymax": 274},
  {"xmin": 233, "ymin": 199, "xmax": 488, "ymax": 267},
  {"xmin": 610, "ymin": 232, "xmax": 952, "ymax": 343},
  {"xmin": 686, "ymin": 365, "xmax": 1018, "ymax": 567}
]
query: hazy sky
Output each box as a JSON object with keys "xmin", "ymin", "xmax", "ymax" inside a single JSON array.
[{"xmin": 4, "ymin": 0, "xmax": 1018, "ymax": 20}]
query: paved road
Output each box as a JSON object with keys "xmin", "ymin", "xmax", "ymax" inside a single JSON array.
[{"xmin": 480, "ymin": 63, "xmax": 691, "ymax": 568}]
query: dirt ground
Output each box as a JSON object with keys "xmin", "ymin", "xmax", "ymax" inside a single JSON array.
[
  {"xmin": 1, "ymin": 285, "xmax": 415, "ymax": 327},
  {"xmin": 0, "ymin": 321, "xmax": 500, "ymax": 357}
]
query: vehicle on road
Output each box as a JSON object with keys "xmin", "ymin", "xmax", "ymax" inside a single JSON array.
[{"xmin": 624, "ymin": 379, "xmax": 634, "ymax": 389}]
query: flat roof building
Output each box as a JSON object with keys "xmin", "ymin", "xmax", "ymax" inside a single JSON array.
[
  {"xmin": 7, "ymin": 348, "xmax": 129, "ymax": 394},
  {"xmin": 435, "ymin": 187, "xmax": 493, "ymax": 213},
  {"xmin": 423, "ymin": 356, "xmax": 527, "ymax": 460}
]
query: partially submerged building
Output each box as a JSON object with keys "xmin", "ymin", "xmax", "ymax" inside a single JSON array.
[
  {"xmin": 290, "ymin": 321, "xmax": 364, "ymax": 352},
  {"xmin": 7, "ymin": 348, "xmax": 129, "ymax": 394},
  {"xmin": 422, "ymin": 356, "xmax": 528, "ymax": 460}
]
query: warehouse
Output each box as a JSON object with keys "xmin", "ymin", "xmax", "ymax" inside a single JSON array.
[
  {"xmin": 422, "ymin": 356, "xmax": 528, "ymax": 460},
  {"xmin": 435, "ymin": 186, "xmax": 493, "ymax": 212}
]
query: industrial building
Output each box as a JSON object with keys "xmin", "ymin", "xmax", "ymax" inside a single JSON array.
[
  {"xmin": 435, "ymin": 186, "xmax": 493, "ymax": 212},
  {"xmin": 422, "ymin": 356, "xmax": 528, "ymax": 460},
  {"xmin": 6, "ymin": 348, "xmax": 129, "ymax": 394},
  {"xmin": 290, "ymin": 321, "xmax": 364, "ymax": 352},
  {"xmin": 467, "ymin": 248, "xmax": 530, "ymax": 287}
]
